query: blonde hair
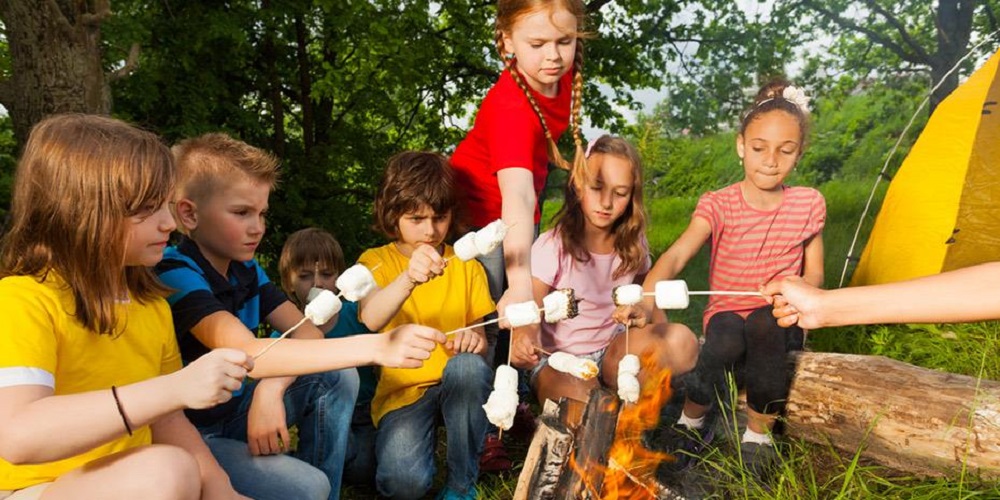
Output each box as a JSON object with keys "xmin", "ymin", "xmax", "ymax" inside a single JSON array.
[
  {"xmin": 172, "ymin": 132, "xmax": 280, "ymax": 205},
  {"xmin": 279, "ymin": 228, "xmax": 346, "ymax": 307},
  {"xmin": 495, "ymin": 0, "xmax": 587, "ymax": 181},
  {"xmin": 0, "ymin": 114, "xmax": 175, "ymax": 334},
  {"xmin": 553, "ymin": 135, "xmax": 646, "ymax": 279}
]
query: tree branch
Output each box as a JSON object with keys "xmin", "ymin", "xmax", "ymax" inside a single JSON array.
[
  {"xmin": 80, "ymin": 0, "xmax": 111, "ymax": 27},
  {"xmin": 108, "ymin": 43, "xmax": 140, "ymax": 82},
  {"xmin": 864, "ymin": 0, "xmax": 932, "ymax": 62},
  {"xmin": 586, "ymin": 0, "xmax": 613, "ymax": 13},
  {"xmin": 799, "ymin": 0, "xmax": 926, "ymax": 66}
]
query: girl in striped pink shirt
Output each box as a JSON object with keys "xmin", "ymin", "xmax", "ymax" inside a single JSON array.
[{"xmin": 621, "ymin": 80, "xmax": 825, "ymax": 479}]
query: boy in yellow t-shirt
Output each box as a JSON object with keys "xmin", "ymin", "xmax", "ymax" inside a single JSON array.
[{"xmin": 357, "ymin": 152, "xmax": 494, "ymax": 500}]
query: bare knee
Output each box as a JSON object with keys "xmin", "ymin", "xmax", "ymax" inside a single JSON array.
[
  {"xmin": 660, "ymin": 323, "xmax": 699, "ymax": 374},
  {"xmin": 125, "ymin": 445, "xmax": 201, "ymax": 500}
]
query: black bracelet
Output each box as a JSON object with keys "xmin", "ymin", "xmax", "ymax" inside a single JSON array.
[{"xmin": 111, "ymin": 385, "xmax": 133, "ymax": 436}]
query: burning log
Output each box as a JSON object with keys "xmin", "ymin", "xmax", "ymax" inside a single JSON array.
[
  {"xmin": 514, "ymin": 399, "xmax": 576, "ymax": 500},
  {"xmin": 785, "ymin": 351, "xmax": 1000, "ymax": 479},
  {"xmin": 557, "ymin": 389, "xmax": 620, "ymax": 496}
]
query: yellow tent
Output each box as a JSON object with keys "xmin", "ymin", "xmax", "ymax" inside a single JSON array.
[{"xmin": 850, "ymin": 49, "xmax": 1000, "ymax": 286}]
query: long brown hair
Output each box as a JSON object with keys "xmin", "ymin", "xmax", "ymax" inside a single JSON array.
[
  {"xmin": 0, "ymin": 114, "xmax": 175, "ymax": 334},
  {"xmin": 740, "ymin": 78, "xmax": 810, "ymax": 153},
  {"xmin": 495, "ymin": 0, "xmax": 587, "ymax": 181},
  {"xmin": 553, "ymin": 135, "xmax": 647, "ymax": 279}
]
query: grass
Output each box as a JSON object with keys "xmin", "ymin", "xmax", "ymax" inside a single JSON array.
[{"xmin": 341, "ymin": 178, "xmax": 999, "ymax": 498}]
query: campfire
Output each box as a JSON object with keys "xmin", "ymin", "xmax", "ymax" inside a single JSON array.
[{"xmin": 514, "ymin": 350, "xmax": 685, "ymax": 499}]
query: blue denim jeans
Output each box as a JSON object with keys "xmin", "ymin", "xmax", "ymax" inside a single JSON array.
[
  {"xmin": 201, "ymin": 369, "xmax": 359, "ymax": 500},
  {"xmin": 374, "ymin": 354, "xmax": 491, "ymax": 499},
  {"xmin": 343, "ymin": 401, "xmax": 376, "ymax": 486}
]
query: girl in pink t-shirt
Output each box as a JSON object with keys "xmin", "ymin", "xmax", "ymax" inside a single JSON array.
[
  {"xmin": 618, "ymin": 80, "xmax": 826, "ymax": 479},
  {"xmin": 509, "ymin": 135, "xmax": 698, "ymax": 419}
]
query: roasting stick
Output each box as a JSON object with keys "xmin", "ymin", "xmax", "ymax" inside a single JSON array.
[
  {"xmin": 254, "ymin": 263, "xmax": 384, "ymax": 361},
  {"xmin": 643, "ymin": 290, "xmax": 761, "ymax": 298}
]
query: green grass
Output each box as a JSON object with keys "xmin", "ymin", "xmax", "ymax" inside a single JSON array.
[{"xmin": 342, "ymin": 178, "xmax": 998, "ymax": 498}]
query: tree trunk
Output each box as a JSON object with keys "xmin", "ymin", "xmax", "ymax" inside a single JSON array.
[
  {"xmin": 786, "ymin": 351, "xmax": 1000, "ymax": 478},
  {"xmin": 0, "ymin": 0, "xmax": 111, "ymax": 146},
  {"xmin": 929, "ymin": 0, "xmax": 975, "ymax": 111}
]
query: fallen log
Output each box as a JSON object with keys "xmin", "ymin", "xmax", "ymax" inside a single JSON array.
[{"xmin": 785, "ymin": 351, "xmax": 1000, "ymax": 478}]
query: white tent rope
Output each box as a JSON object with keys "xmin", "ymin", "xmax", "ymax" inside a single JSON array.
[{"xmin": 839, "ymin": 31, "xmax": 1000, "ymax": 287}]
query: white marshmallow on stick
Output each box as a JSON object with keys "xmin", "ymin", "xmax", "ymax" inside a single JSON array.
[
  {"xmin": 618, "ymin": 279, "xmax": 764, "ymax": 310},
  {"xmin": 254, "ymin": 289, "xmax": 343, "ymax": 360},
  {"xmin": 453, "ymin": 219, "xmax": 510, "ymax": 262},
  {"xmin": 542, "ymin": 289, "xmax": 579, "ymax": 323},
  {"xmin": 504, "ymin": 301, "xmax": 541, "ymax": 328},
  {"xmin": 612, "ymin": 284, "xmax": 644, "ymax": 306},
  {"xmin": 617, "ymin": 373, "xmax": 641, "ymax": 403},
  {"xmin": 483, "ymin": 365, "xmax": 519, "ymax": 430},
  {"xmin": 618, "ymin": 353, "xmax": 640, "ymax": 376},
  {"xmin": 336, "ymin": 264, "xmax": 378, "ymax": 302},
  {"xmin": 547, "ymin": 352, "xmax": 599, "ymax": 380}
]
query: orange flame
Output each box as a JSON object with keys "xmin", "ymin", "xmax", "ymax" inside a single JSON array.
[{"xmin": 571, "ymin": 349, "xmax": 675, "ymax": 498}]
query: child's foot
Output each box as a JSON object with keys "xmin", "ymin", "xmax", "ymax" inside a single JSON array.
[
  {"xmin": 435, "ymin": 486, "xmax": 478, "ymax": 500},
  {"xmin": 653, "ymin": 420, "xmax": 715, "ymax": 479},
  {"xmin": 740, "ymin": 441, "xmax": 779, "ymax": 482},
  {"xmin": 478, "ymin": 434, "xmax": 512, "ymax": 474}
]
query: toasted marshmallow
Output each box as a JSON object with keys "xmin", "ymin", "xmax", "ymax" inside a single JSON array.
[
  {"xmin": 336, "ymin": 264, "xmax": 377, "ymax": 302},
  {"xmin": 548, "ymin": 352, "xmax": 599, "ymax": 381},
  {"xmin": 542, "ymin": 289, "xmax": 579, "ymax": 323},
  {"xmin": 304, "ymin": 289, "xmax": 343, "ymax": 325},
  {"xmin": 613, "ymin": 284, "xmax": 644, "ymax": 306},
  {"xmin": 654, "ymin": 280, "xmax": 690, "ymax": 310}
]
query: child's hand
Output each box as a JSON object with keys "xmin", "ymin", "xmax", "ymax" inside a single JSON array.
[
  {"xmin": 510, "ymin": 327, "xmax": 539, "ymax": 370},
  {"xmin": 246, "ymin": 378, "xmax": 291, "ymax": 456},
  {"xmin": 762, "ymin": 276, "xmax": 824, "ymax": 329},
  {"xmin": 612, "ymin": 304, "xmax": 649, "ymax": 328},
  {"xmin": 377, "ymin": 324, "xmax": 447, "ymax": 368},
  {"xmin": 496, "ymin": 285, "xmax": 533, "ymax": 329},
  {"xmin": 407, "ymin": 244, "xmax": 446, "ymax": 286},
  {"xmin": 446, "ymin": 328, "xmax": 486, "ymax": 355},
  {"xmin": 174, "ymin": 348, "xmax": 251, "ymax": 410}
]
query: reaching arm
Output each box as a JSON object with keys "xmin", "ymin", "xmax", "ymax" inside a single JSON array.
[
  {"xmin": 764, "ymin": 262, "xmax": 1000, "ymax": 329},
  {"xmin": 358, "ymin": 244, "xmax": 444, "ymax": 332},
  {"xmin": 801, "ymin": 233, "xmax": 824, "ymax": 288},
  {"xmin": 511, "ymin": 277, "xmax": 551, "ymax": 369},
  {"xmin": 496, "ymin": 168, "xmax": 537, "ymax": 324},
  {"xmin": 0, "ymin": 349, "xmax": 248, "ymax": 465}
]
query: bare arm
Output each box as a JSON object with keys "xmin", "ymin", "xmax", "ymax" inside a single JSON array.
[
  {"xmin": 511, "ymin": 277, "xmax": 551, "ymax": 369},
  {"xmin": 358, "ymin": 244, "xmax": 444, "ymax": 332},
  {"xmin": 496, "ymin": 168, "xmax": 537, "ymax": 323},
  {"xmin": 0, "ymin": 349, "xmax": 248, "ymax": 464},
  {"xmin": 801, "ymin": 233, "xmax": 824, "ymax": 288},
  {"xmin": 191, "ymin": 312, "xmax": 444, "ymax": 377},
  {"xmin": 765, "ymin": 262, "xmax": 1000, "ymax": 328}
]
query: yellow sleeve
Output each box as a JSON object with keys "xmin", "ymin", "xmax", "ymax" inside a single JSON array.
[
  {"xmin": 465, "ymin": 260, "xmax": 496, "ymax": 323},
  {"xmin": 154, "ymin": 299, "xmax": 183, "ymax": 375},
  {"xmin": 358, "ymin": 246, "xmax": 394, "ymax": 288},
  {"xmin": 0, "ymin": 279, "xmax": 59, "ymax": 386}
]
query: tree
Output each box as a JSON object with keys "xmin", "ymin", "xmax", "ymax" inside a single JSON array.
[
  {"xmin": 0, "ymin": 0, "xmax": 137, "ymax": 144},
  {"xmin": 794, "ymin": 0, "xmax": 995, "ymax": 112}
]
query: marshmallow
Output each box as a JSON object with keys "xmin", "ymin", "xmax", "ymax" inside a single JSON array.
[
  {"xmin": 617, "ymin": 373, "xmax": 640, "ymax": 403},
  {"xmin": 336, "ymin": 264, "xmax": 378, "ymax": 302},
  {"xmin": 654, "ymin": 280, "xmax": 690, "ymax": 309},
  {"xmin": 304, "ymin": 289, "xmax": 343, "ymax": 325},
  {"xmin": 483, "ymin": 389, "xmax": 519, "ymax": 430},
  {"xmin": 613, "ymin": 284, "xmax": 644, "ymax": 306},
  {"xmin": 453, "ymin": 232, "xmax": 480, "ymax": 262},
  {"xmin": 618, "ymin": 354, "xmax": 640, "ymax": 377},
  {"xmin": 305, "ymin": 287, "xmax": 324, "ymax": 303},
  {"xmin": 506, "ymin": 301, "xmax": 541, "ymax": 328},
  {"xmin": 493, "ymin": 364, "xmax": 519, "ymax": 392},
  {"xmin": 542, "ymin": 289, "xmax": 579, "ymax": 323},
  {"xmin": 483, "ymin": 365, "xmax": 519, "ymax": 430},
  {"xmin": 548, "ymin": 352, "xmax": 599, "ymax": 380},
  {"xmin": 474, "ymin": 219, "xmax": 509, "ymax": 256}
]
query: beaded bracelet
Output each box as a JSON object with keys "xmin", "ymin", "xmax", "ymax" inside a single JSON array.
[{"xmin": 111, "ymin": 385, "xmax": 133, "ymax": 436}]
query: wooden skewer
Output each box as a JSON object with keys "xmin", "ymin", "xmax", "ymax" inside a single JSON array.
[
  {"xmin": 533, "ymin": 345, "xmax": 553, "ymax": 356},
  {"xmin": 641, "ymin": 290, "xmax": 762, "ymax": 297}
]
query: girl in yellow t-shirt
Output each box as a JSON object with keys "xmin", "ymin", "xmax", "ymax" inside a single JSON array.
[
  {"xmin": 0, "ymin": 115, "xmax": 250, "ymax": 500},
  {"xmin": 356, "ymin": 152, "xmax": 494, "ymax": 500}
]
